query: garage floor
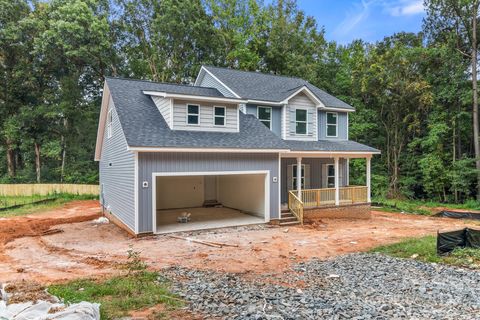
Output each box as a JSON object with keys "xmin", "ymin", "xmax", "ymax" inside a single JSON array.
[{"xmin": 155, "ymin": 207, "xmax": 264, "ymax": 233}]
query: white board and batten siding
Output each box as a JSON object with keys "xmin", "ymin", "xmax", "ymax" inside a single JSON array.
[
  {"xmin": 172, "ymin": 99, "xmax": 239, "ymax": 132},
  {"xmin": 284, "ymin": 92, "xmax": 317, "ymax": 141},
  {"xmin": 99, "ymin": 96, "xmax": 136, "ymax": 231}
]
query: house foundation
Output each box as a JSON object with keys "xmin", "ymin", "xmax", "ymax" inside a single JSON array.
[{"xmin": 303, "ymin": 203, "xmax": 371, "ymax": 222}]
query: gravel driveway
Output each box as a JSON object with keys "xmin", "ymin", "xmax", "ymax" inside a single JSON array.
[{"xmin": 166, "ymin": 253, "xmax": 480, "ymax": 319}]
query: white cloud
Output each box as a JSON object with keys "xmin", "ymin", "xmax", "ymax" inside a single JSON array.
[
  {"xmin": 384, "ymin": 0, "xmax": 425, "ymax": 16},
  {"xmin": 334, "ymin": 0, "xmax": 378, "ymax": 36}
]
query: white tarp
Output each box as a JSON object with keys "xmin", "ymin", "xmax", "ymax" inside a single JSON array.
[{"xmin": 0, "ymin": 300, "xmax": 100, "ymax": 320}]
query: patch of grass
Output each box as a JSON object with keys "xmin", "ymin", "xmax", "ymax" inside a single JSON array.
[
  {"xmin": 49, "ymin": 247, "xmax": 183, "ymax": 320},
  {"xmin": 49, "ymin": 272, "xmax": 182, "ymax": 320},
  {"xmin": 371, "ymin": 236, "xmax": 480, "ymax": 269},
  {"xmin": 372, "ymin": 197, "xmax": 480, "ymax": 215},
  {"xmin": 0, "ymin": 193, "xmax": 98, "ymax": 217}
]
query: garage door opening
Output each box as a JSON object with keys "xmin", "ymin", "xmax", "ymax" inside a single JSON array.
[{"xmin": 153, "ymin": 171, "xmax": 269, "ymax": 233}]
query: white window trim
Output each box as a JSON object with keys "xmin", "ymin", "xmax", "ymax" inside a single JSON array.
[
  {"xmin": 295, "ymin": 108, "xmax": 308, "ymax": 135},
  {"xmin": 326, "ymin": 112, "xmax": 338, "ymax": 138},
  {"xmin": 257, "ymin": 106, "xmax": 272, "ymax": 130},
  {"xmin": 213, "ymin": 106, "xmax": 226, "ymax": 127},
  {"xmin": 186, "ymin": 104, "xmax": 200, "ymax": 126},
  {"xmin": 291, "ymin": 164, "xmax": 305, "ymax": 190},
  {"xmin": 326, "ymin": 164, "xmax": 335, "ymax": 188},
  {"xmin": 107, "ymin": 109, "xmax": 112, "ymax": 139}
]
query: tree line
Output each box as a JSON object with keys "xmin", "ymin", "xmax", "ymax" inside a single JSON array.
[{"xmin": 0, "ymin": 0, "xmax": 479, "ymax": 203}]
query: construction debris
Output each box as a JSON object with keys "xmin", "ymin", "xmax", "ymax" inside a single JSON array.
[
  {"xmin": 40, "ymin": 229, "xmax": 63, "ymax": 236},
  {"xmin": 0, "ymin": 283, "xmax": 100, "ymax": 320},
  {"xmin": 168, "ymin": 235, "xmax": 238, "ymax": 248},
  {"xmin": 177, "ymin": 212, "xmax": 191, "ymax": 223},
  {"xmin": 92, "ymin": 217, "xmax": 109, "ymax": 224}
]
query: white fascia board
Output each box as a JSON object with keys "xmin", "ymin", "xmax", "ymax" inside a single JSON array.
[
  {"xmin": 94, "ymin": 82, "xmax": 110, "ymax": 161},
  {"xmin": 200, "ymin": 66, "xmax": 241, "ymax": 98},
  {"xmin": 281, "ymin": 151, "xmax": 380, "ymax": 158},
  {"xmin": 280, "ymin": 86, "xmax": 323, "ymax": 106},
  {"xmin": 128, "ymin": 146, "xmax": 290, "ymax": 153},
  {"xmin": 246, "ymin": 99, "xmax": 284, "ymax": 106},
  {"xmin": 143, "ymin": 91, "xmax": 247, "ymax": 104},
  {"xmin": 320, "ymin": 107, "xmax": 355, "ymax": 113},
  {"xmin": 127, "ymin": 146, "xmax": 379, "ymax": 157},
  {"xmin": 193, "ymin": 67, "xmax": 205, "ymax": 86}
]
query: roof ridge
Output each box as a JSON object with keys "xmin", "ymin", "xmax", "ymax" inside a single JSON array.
[
  {"xmin": 105, "ymin": 76, "xmax": 220, "ymax": 91},
  {"xmin": 203, "ymin": 65, "xmax": 308, "ymax": 82}
]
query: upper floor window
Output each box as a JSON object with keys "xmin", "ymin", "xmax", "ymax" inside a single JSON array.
[
  {"xmin": 258, "ymin": 106, "xmax": 272, "ymax": 129},
  {"xmin": 214, "ymin": 106, "xmax": 225, "ymax": 126},
  {"xmin": 107, "ymin": 109, "xmax": 112, "ymax": 138},
  {"xmin": 326, "ymin": 112, "xmax": 338, "ymax": 137},
  {"xmin": 295, "ymin": 109, "xmax": 307, "ymax": 134},
  {"xmin": 187, "ymin": 104, "xmax": 200, "ymax": 125}
]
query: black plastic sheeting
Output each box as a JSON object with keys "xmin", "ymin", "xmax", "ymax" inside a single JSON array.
[
  {"xmin": 437, "ymin": 228, "xmax": 480, "ymax": 255},
  {"xmin": 434, "ymin": 210, "xmax": 480, "ymax": 220}
]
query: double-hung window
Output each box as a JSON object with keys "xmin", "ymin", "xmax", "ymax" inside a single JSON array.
[
  {"xmin": 292, "ymin": 164, "xmax": 305, "ymax": 189},
  {"xmin": 326, "ymin": 112, "xmax": 338, "ymax": 137},
  {"xmin": 214, "ymin": 106, "xmax": 226, "ymax": 126},
  {"xmin": 326, "ymin": 164, "xmax": 335, "ymax": 188},
  {"xmin": 107, "ymin": 110, "xmax": 112, "ymax": 138},
  {"xmin": 295, "ymin": 109, "xmax": 307, "ymax": 134},
  {"xmin": 258, "ymin": 106, "xmax": 272, "ymax": 129},
  {"xmin": 187, "ymin": 104, "xmax": 200, "ymax": 125}
]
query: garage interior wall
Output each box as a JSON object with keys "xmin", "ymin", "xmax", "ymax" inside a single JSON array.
[
  {"xmin": 217, "ymin": 174, "xmax": 265, "ymax": 217},
  {"xmin": 156, "ymin": 176, "xmax": 204, "ymax": 209}
]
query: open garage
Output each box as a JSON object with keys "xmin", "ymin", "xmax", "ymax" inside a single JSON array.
[{"xmin": 152, "ymin": 171, "xmax": 269, "ymax": 233}]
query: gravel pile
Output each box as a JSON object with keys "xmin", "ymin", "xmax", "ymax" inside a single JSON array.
[{"xmin": 165, "ymin": 253, "xmax": 480, "ymax": 319}]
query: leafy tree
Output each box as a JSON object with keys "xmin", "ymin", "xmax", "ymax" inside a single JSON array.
[{"xmin": 424, "ymin": 0, "xmax": 480, "ymax": 199}]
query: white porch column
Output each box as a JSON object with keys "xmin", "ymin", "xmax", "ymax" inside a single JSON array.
[
  {"xmin": 366, "ymin": 156, "xmax": 371, "ymax": 203},
  {"xmin": 334, "ymin": 157, "xmax": 340, "ymax": 205},
  {"xmin": 296, "ymin": 157, "xmax": 302, "ymax": 200}
]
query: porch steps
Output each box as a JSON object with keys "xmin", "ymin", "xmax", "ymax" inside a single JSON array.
[{"xmin": 279, "ymin": 211, "xmax": 300, "ymax": 226}]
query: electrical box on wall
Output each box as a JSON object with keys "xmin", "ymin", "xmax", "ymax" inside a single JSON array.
[{"xmin": 142, "ymin": 181, "xmax": 149, "ymax": 188}]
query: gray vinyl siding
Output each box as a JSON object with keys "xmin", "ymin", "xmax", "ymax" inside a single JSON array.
[
  {"xmin": 152, "ymin": 96, "xmax": 172, "ymax": 127},
  {"xmin": 318, "ymin": 111, "xmax": 348, "ymax": 140},
  {"xmin": 281, "ymin": 158, "xmax": 348, "ymax": 203},
  {"xmin": 198, "ymin": 72, "xmax": 236, "ymax": 97},
  {"xmin": 137, "ymin": 152, "xmax": 280, "ymax": 233},
  {"xmin": 245, "ymin": 104, "xmax": 282, "ymax": 137},
  {"xmin": 172, "ymin": 99, "xmax": 238, "ymax": 132},
  {"xmin": 285, "ymin": 93, "xmax": 317, "ymax": 141},
  {"xmin": 99, "ymin": 96, "xmax": 136, "ymax": 231}
]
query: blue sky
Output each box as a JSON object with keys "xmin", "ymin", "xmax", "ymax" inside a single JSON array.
[{"xmin": 297, "ymin": 0, "xmax": 425, "ymax": 44}]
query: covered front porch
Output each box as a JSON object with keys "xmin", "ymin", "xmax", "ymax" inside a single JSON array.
[{"xmin": 281, "ymin": 153, "xmax": 372, "ymax": 224}]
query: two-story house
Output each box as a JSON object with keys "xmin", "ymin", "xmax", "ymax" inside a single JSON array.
[{"xmin": 95, "ymin": 66, "xmax": 380, "ymax": 235}]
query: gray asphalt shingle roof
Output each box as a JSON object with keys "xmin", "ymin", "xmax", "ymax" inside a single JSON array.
[
  {"xmin": 203, "ymin": 66, "xmax": 355, "ymax": 110},
  {"xmin": 105, "ymin": 77, "xmax": 377, "ymax": 153},
  {"xmin": 285, "ymin": 140, "xmax": 380, "ymax": 153},
  {"xmin": 105, "ymin": 77, "xmax": 289, "ymax": 150}
]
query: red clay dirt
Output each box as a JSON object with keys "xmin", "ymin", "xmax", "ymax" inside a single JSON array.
[{"xmin": 1, "ymin": 200, "xmax": 479, "ymax": 284}]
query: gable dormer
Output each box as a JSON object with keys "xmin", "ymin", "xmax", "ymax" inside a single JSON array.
[
  {"xmin": 144, "ymin": 91, "xmax": 246, "ymax": 133},
  {"xmin": 281, "ymin": 87, "xmax": 322, "ymax": 141}
]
